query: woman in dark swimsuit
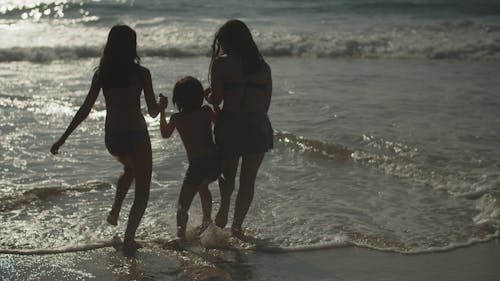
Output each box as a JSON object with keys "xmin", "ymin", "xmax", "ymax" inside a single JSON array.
[
  {"xmin": 206, "ymin": 19, "xmax": 273, "ymax": 237},
  {"xmin": 50, "ymin": 25, "xmax": 160, "ymax": 255}
]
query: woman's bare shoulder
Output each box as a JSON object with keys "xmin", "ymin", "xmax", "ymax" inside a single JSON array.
[
  {"xmin": 262, "ymin": 61, "xmax": 271, "ymax": 72},
  {"xmin": 132, "ymin": 65, "xmax": 151, "ymax": 86},
  {"xmin": 137, "ymin": 65, "xmax": 151, "ymax": 76}
]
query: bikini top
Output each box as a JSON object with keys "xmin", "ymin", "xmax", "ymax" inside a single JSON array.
[{"xmin": 223, "ymin": 80, "xmax": 267, "ymax": 109}]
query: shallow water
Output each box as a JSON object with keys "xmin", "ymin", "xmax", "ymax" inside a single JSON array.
[{"xmin": 1, "ymin": 57, "xmax": 499, "ymax": 255}]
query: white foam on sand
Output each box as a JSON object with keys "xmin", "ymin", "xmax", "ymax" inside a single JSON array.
[
  {"xmin": 0, "ymin": 238, "xmax": 119, "ymax": 255},
  {"xmin": 199, "ymin": 224, "xmax": 230, "ymax": 249}
]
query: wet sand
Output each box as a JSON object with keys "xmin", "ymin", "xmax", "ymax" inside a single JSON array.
[{"xmin": 1, "ymin": 239, "xmax": 499, "ymax": 280}]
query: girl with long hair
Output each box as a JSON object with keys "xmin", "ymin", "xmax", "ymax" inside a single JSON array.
[
  {"xmin": 51, "ymin": 25, "xmax": 160, "ymax": 255},
  {"xmin": 206, "ymin": 19, "xmax": 273, "ymax": 237}
]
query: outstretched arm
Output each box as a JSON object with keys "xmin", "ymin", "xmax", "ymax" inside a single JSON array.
[
  {"xmin": 142, "ymin": 67, "xmax": 160, "ymax": 118},
  {"xmin": 51, "ymin": 75, "xmax": 100, "ymax": 154},
  {"xmin": 159, "ymin": 97, "xmax": 176, "ymax": 138}
]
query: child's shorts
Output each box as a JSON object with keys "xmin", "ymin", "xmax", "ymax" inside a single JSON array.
[{"xmin": 183, "ymin": 150, "xmax": 221, "ymax": 186}]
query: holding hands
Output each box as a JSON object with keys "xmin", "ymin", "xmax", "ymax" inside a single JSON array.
[
  {"xmin": 203, "ymin": 87, "xmax": 221, "ymax": 117},
  {"xmin": 159, "ymin": 93, "xmax": 168, "ymax": 111},
  {"xmin": 203, "ymin": 87, "xmax": 211, "ymax": 102}
]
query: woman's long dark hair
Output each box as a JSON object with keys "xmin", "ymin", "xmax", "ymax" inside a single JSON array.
[
  {"xmin": 97, "ymin": 25, "xmax": 140, "ymax": 89},
  {"xmin": 209, "ymin": 19, "xmax": 264, "ymax": 83}
]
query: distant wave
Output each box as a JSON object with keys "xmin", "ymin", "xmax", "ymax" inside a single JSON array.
[
  {"xmin": 346, "ymin": 1, "xmax": 500, "ymax": 16},
  {"xmin": 3, "ymin": 0, "xmax": 499, "ymax": 22},
  {"xmin": 256, "ymin": 20, "xmax": 500, "ymax": 60},
  {"xmin": 0, "ymin": 181, "xmax": 111, "ymax": 211},
  {"xmin": 0, "ymin": 46, "xmax": 206, "ymax": 63},
  {"xmin": 0, "ymin": 46, "xmax": 100, "ymax": 62},
  {"xmin": 1, "ymin": 40, "xmax": 498, "ymax": 62},
  {"xmin": 2, "ymin": 20, "xmax": 500, "ymax": 62}
]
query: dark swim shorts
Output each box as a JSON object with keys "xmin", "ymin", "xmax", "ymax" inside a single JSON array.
[
  {"xmin": 214, "ymin": 111, "xmax": 273, "ymax": 155},
  {"xmin": 183, "ymin": 150, "xmax": 222, "ymax": 186},
  {"xmin": 105, "ymin": 130, "xmax": 148, "ymax": 156}
]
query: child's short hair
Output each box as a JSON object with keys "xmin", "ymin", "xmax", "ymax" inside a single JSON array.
[{"xmin": 172, "ymin": 76, "xmax": 204, "ymax": 112}]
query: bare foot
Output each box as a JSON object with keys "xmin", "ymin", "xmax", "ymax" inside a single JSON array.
[
  {"xmin": 107, "ymin": 210, "xmax": 119, "ymax": 226},
  {"xmin": 215, "ymin": 177, "xmax": 229, "ymax": 228},
  {"xmin": 163, "ymin": 238, "xmax": 185, "ymax": 251},
  {"xmin": 199, "ymin": 220, "xmax": 212, "ymax": 234},
  {"xmin": 123, "ymin": 239, "xmax": 143, "ymax": 256},
  {"xmin": 231, "ymin": 226, "xmax": 244, "ymax": 239},
  {"xmin": 215, "ymin": 209, "xmax": 228, "ymax": 228}
]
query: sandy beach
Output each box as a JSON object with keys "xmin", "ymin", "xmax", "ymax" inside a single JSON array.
[{"xmin": 1, "ymin": 239, "xmax": 499, "ymax": 281}]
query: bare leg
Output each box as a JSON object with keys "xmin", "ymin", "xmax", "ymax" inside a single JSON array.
[
  {"xmin": 198, "ymin": 183, "xmax": 212, "ymax": 229},
  {"xmin": 177, "ymin": 182, "xmax": 199, "ymax": 240},
  {"xmin": 231, "ymin": 153, "xmax": 264, "ymax": 237},
  {"xmin": 107, "ymin": 163, "xmax": 134, "ymax": 226},
  {"xmin": 123, "ymin": 139, "xmax": 152, "ymax": 255},
  {"xmin": 215, "ymin": 155, "xmax": 239, "ymax": 228}
]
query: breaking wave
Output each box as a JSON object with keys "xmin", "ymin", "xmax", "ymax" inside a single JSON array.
[
  {"xmin": 275, "ymin": 131, "xmax": 500, "ymax": 198},
  {"xmin": 1, "ymin": 19, "xmax": 500, "ymax": 62}
]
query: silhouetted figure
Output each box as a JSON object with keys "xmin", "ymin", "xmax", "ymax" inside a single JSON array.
[
  {"xmin": 159, "ymin": 76, "xmax": 221, "ymax": 245},
  {"xmin": 206, "ymin": 19, "xmax": 273, "ymax": 237},
  {"xmin": 50, "ymin": 25, "xmax": 160, "ymax": 255}
]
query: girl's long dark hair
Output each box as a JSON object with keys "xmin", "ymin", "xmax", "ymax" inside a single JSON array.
[
  {"xmin": 209, "ymin": 19, "xmax": 264, "ymax": 83},
  {"xmin": 96, "ymin": 25, "xmax": 140, "ymax": 89}
]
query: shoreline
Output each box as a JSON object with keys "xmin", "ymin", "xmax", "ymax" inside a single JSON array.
[{"xmin": 1, "ymin": 239, "xmax": 499, "ymax": 281}]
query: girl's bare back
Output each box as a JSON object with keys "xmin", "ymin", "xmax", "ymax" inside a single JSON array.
[
  {"xmin": 102, "ymin": 66, "xmax": 156, "ymax": 134},
  {"xmin": 213, "ymin": 55, "xmax": 271, "ymax": 113}
]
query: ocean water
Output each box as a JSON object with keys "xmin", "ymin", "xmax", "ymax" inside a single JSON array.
[{"xmin": 1, "ymin": 0, "xmax": 500, "ymax": 258}]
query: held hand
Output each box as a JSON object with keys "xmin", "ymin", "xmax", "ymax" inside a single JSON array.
[
  {"xmin": 212, "ymin": 104, "xmax": 221, "ymax": 121},
  {"xmin": 213, "ymin": 104, "xmax": 221, "ymax": 114},
  {"xmin": 204, "ymin": 87, "xmax": 212, "ymax": 100},
  {"xmin": 159, "ymin": 95, "xmax": 168, "ymax": 111},
  {"xmin": 50, "ymin": 139, "xmax": 64, "ymax": 155}
]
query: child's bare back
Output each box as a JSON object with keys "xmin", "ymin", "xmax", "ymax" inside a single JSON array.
[{"xmin": 169, "ymin": 105, "xmax": 216, "ymax": 161}]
